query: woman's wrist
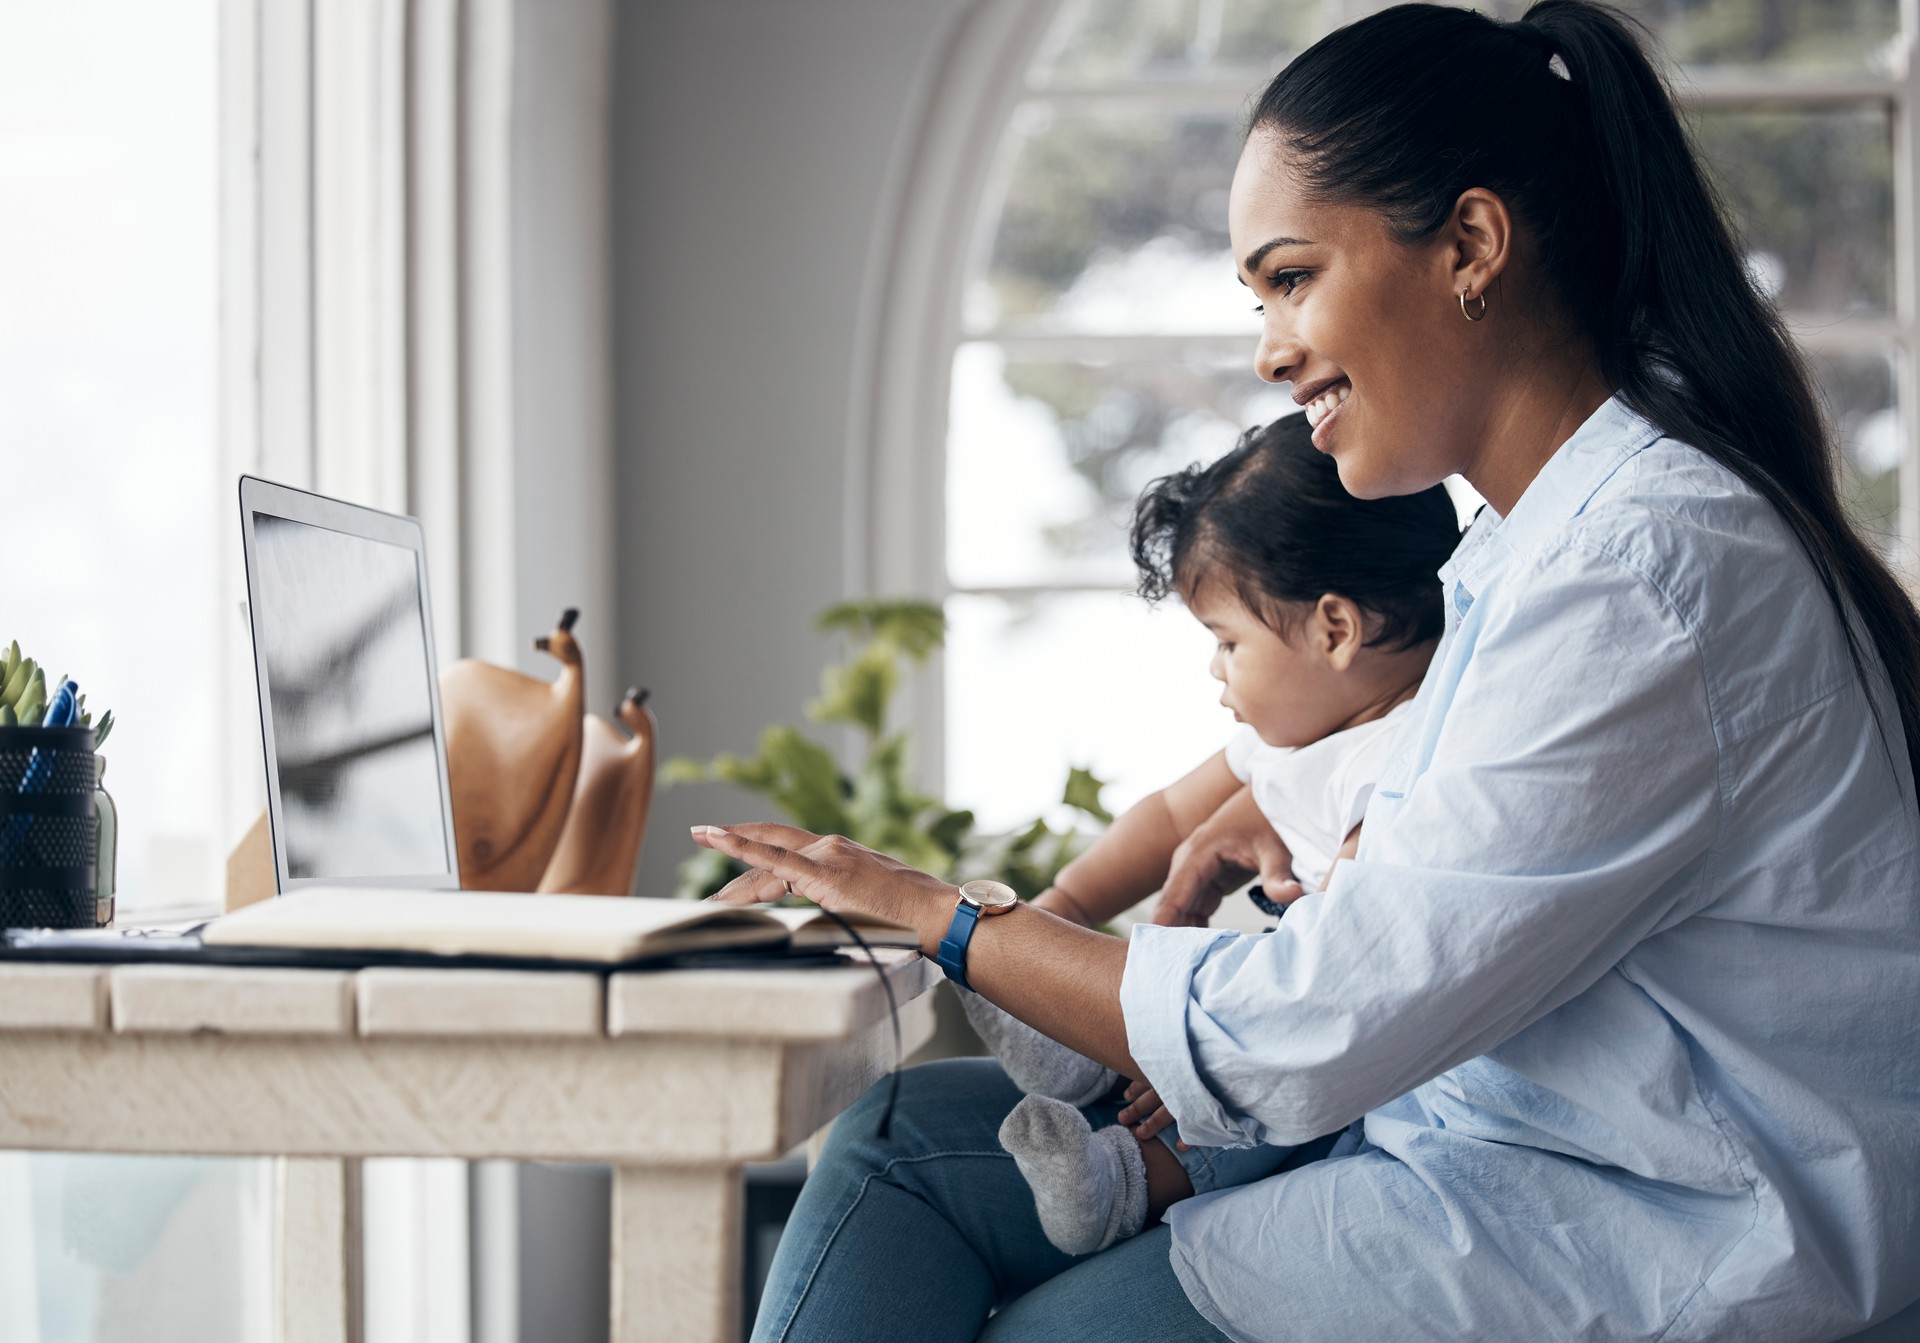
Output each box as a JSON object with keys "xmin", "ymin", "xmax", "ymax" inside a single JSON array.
[{"xmin": 915, "ymin": 883, "xmax": 962, "ymax": 958}]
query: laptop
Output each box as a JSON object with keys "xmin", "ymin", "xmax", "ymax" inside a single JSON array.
[{"xmin": 236, "ymin": 475, "xmax": 461, "ymax": 895}]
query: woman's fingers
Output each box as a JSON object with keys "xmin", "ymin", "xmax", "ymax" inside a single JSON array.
[
  {"xmin": 693, "ymin": 821, "xmax": 824, "ymax": 852},
  {"xmin": 692, "ymin": 824, "xmax": 954, "ymax": 931},
  {"xmin": 707, "ymin": 866, "xmax": 788, "ymax": 905},
  {"xmin": 691, "ymin": 825, "xmax": 821, "ymax": 889}
]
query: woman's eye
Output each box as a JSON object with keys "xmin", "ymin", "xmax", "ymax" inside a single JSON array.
[
  {"xmin": 1251, "ymin": 269, "xmax": 1309, "ymax": 315},
  {"xmin": 1270, "ymin": 269, "xmax": 1308, "ymax": 297}
]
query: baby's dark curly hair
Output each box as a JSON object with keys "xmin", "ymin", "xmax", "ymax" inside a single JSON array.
[{"xmin": 1130, "ymin": 414, "xmax": 1462, "ymax": 649}]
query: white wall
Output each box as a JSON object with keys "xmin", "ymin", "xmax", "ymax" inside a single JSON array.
[
  {"xmin": 612, "ymin": 0, "xmax": 975, "ymax": 901},
  {"xmin": 508, "ymin": 0, "xmax": 616, "ymax": 700}
]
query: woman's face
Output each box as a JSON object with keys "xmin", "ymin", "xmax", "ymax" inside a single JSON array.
[{"xmin": 1227, "ymin": 128, "xmax": 1482, "ymax": 499}]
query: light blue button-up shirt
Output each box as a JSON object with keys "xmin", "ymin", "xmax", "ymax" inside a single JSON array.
[{"xmin": 1122, "ymin": 398, "xmax": 1920, "ymax": 1342}]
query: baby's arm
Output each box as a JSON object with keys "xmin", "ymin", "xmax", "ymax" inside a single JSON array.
[
  {"xmin": 1031, "ymin": 751, "xmax": 1241, "ymax": 927},
  {"xmin": 1321, "ymin": 823, "xmax": 1363, "ymax": 891}
]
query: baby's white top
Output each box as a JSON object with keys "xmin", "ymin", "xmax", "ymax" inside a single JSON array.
[{"xmin": 1224, "ymin": 701, "xmax": 1413, "ymax": 892}]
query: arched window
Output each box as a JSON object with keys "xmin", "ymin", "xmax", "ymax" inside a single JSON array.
[{"xmin": 943, "ymin": 0, "xmax": 1915, "ymax": 832}]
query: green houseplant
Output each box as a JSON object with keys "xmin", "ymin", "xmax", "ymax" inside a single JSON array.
[{"xmin": 664, "ymin": 600, "xmax": 1112, "ymax": 902}]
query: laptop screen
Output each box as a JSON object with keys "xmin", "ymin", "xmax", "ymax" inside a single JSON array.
[{"xmin": 249, "ymin": 512, "xmax": 452, "ymax": 882}]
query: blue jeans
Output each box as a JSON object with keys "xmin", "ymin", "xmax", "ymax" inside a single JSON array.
[
  {"xmin": 752, "ymin": 1058, "xmax": 1244, "ymax": 1343},
  {"xmin": 1165, "ymin": 1114, "xmax": 1293, "ymax": 1195}
]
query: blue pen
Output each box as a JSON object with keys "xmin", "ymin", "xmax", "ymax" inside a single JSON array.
[{"xmin": 1, "ymin": 681, "xmax": 81, "ymax": 864}]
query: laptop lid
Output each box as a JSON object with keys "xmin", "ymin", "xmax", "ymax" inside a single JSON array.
[{"xmin": 237, "ymin": 475, "xmax": 461, "ymax": 893}]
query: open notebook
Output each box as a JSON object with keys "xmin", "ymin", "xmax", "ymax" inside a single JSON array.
[{"xmin": 201, "ymin": 888, "xmax": 919, "ymax": 964}]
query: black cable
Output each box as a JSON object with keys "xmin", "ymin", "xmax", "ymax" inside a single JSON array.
[{"xmin": 813, "ymin": 905, "xmax": 903, "ymax": 1140}]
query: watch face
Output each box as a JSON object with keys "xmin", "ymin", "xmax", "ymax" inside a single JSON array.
[{"xmin": 959, "ymin": 879, "xmax": 1019, "ymax": 912}]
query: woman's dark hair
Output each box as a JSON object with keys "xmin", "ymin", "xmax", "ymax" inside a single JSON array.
[
  {"xmin": 1249, "ymin": 0, "xmax": 1920, "ymax": 792},
  {"xmin": 1131, "ymin": 414, "xmax": 1460, "ymax": 648}
]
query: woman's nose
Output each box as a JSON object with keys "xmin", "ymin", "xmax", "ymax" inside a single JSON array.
[{"xmin": 1254, "ymin": 319, "xmax": 1303, "ymax": 385}]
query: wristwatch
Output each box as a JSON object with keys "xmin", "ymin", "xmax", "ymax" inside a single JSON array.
[{"xmin": 935, "ymin": 879, "xmax": 1019, "ymax": 991}]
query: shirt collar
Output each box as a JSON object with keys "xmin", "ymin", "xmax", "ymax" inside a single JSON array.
[{"xmin": 1436, "ymin": 395, "xmax": 1662, "ymax": 612}]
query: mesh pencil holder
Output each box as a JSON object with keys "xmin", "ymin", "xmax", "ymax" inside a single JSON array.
[{"xmin": 0, "ymin": 726, "xmax": 98, "ymax": 929}]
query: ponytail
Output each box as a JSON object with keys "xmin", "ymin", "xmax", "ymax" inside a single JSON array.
[{"xmin": 1250, "ymin": 1, "xmax": 1920, "ymax": 794}]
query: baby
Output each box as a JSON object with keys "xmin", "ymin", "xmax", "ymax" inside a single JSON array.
[{"xmin": 960, "ymin": 412, "xmax": 1461, "ymax": 1255}]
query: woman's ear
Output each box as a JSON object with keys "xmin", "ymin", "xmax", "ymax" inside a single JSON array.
[
  {"xmin": 1315, "ymin": 594, "xmax": 1367, "ymax": 670},
  {"xmin": 1444, "ymin": 187, "xmax": 1514, "ymax": 305}
]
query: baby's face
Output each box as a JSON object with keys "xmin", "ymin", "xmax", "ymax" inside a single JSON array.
[{"xmin": 1187, "ymin": 578, "xmax": 1360, "ymax": 750}]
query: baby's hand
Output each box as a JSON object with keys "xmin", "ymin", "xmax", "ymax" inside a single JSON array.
[
  {"xmin": 1118, "ymin": 1079, "xmax": 1184, "ymax": 1149},
  {"xmin": 1156, "ymin": 786, "xmax": 1295, "ymax": 927}
]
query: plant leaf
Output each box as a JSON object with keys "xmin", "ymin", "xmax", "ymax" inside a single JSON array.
[
  {"xmin": 809, "ymin": 644, "xmax": 899, "ymax": 736},
  {"xmin": 816, "ymin": 599, "xmax": 946, "ymax": 662},
  {"xmin": 658, "ymin": 756, "xmax": 713, "ymax": 787},
  {"xmin": 756, "ymin": 725, "xmax": 854, "ymax": 833},
  {"xmin": 1061, "ymin": 766, "xmax": 1114, "ymax": 825}
]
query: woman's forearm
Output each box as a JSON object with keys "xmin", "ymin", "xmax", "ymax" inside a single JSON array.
[
  {"xmin": 913, "ymin": 897, "xmax": 1140, "ymax": 1078},
  {"xmin": 694, "ymin": 820, "xmax": 1144, "ymax": 1076}
]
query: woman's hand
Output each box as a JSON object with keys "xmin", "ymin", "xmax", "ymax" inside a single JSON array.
[
  {"xmin": 692, "ymin": 823, "xmax": 957, "ymax": 954},
  {"xmin": 1154, "ymin": 786, "xmax": 1301, "ymax": 927}
]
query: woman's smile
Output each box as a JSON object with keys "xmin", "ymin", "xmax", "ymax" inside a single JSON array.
[{"xmin": 1299, "ymin": 378, "xmax": 1351, "ymax": 451}]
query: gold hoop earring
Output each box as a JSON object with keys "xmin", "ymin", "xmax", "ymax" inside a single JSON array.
[{"xmin": 1460, "ymin": 287, "xmax": 1488, "ymax": 322}]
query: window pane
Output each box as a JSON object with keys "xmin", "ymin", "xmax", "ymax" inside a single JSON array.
[
  {"xmin": 1033, "ymin": 0, "xmax": 1326, "ymax": 84},
  {"xmin": 1467, "ymin": 0, "xmax": 1900, "ymax": 73},
  {"xmin": 975, "ymin": 108, "xmax": 1256, "ymax": 331},
  {"xmin": 948, "ymin": 343, "xmax": 1295, "ymax": 588},
  {"xmin": 0, "ymin": 1153, "xmax": 275, "ymax": 1342},
  {"xmin": 945, "ymin": 591, "xmax": 1229, "ymax": 834},
  {"xmin": 1045, "ymin": 0, "xmax": 1901, "ymax": 85},
  {"xmin": 1692, "ymin": 105, "xmax": 1892, "ymax": 314},
  {"xmin": 1618, "ymin": 0, "xmax": 1899, "ymax": 73},
  {"xmin": 0, "ymin": 0, "xmax": 221, "ymax": 909},
  {"xmin": 1809, "ymin": 348, "xmax": 1902, "ymax": 558}
]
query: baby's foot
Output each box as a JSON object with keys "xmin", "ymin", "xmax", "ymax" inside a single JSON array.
[
  {"xmin": 999, "ymin": 1094, "xmax": 1148, "ymax": 1255},
  {"xmin": 957, "ymin": 988, "xmax": 1118, "ymax": 1105}
]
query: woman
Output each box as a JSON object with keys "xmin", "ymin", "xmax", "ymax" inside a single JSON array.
[{"xmin": 699, "ymin": 3, "xmax": 1920, "ymax": 1338}]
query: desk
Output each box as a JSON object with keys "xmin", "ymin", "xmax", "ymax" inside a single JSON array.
[{"xmin": 0, "ymin": 951, "xmax": 939, "ymax": 1342}]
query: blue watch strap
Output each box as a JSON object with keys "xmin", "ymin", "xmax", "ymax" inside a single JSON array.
[{"xmin": 936, "ymin": 898, "xmax": 983, "ymax": 991}]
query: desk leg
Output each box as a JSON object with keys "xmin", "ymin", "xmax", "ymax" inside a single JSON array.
[
  {"xmin": 610, "ymin": 1165, "xmax": 742, "ymax": 1343},
  {"xmin": 279, "ymin": 1156, "xmax": 364, "ymax": 1343}
]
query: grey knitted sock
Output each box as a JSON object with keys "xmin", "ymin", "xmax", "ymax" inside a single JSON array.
[
  {"xmin": 999, "ymin": 1094, "xmax": 1149, "ymax": 1256},
  {"xmin": 956, "ymin": 987, "xmax": 1117, "ymax": 1106}
]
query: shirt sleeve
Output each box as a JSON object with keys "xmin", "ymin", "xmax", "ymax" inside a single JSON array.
[
  {"xmin": 1121, "ymin": 543, "xmax": 1723, "ymax": 1148},
  {"xmin": 1223, "ymin": 724, "xmax": 1263, "ymax": 784}
]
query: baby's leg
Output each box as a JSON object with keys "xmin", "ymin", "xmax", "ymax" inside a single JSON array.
[
  {"xmin": 999, "ymin": 1095, "xmax": 1147, "ymax": 1255},
  {"xmin": 1001, "ymin": 1094, "xmax": 1301, "ymax": 1256},
  {"xmin": 1139, "ymin": 1134, "xmax": 1193, "ymax": 1218},
  {"xmin": 957, "ymin": 987, "xmax": 1118, "ymax": 1105}
]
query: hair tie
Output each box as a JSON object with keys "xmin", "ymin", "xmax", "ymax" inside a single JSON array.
[{"xmin": 1513, "ymin": 21, "xmax": 1573, "ymax": 81}]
